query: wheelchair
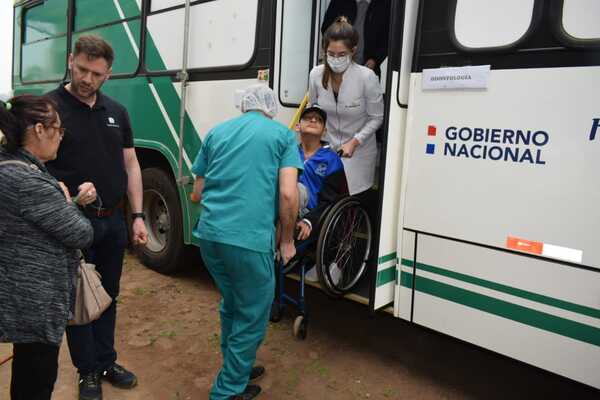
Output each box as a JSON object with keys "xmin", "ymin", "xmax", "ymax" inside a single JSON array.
[{"xmin": 270, "ymin": 196, "xmax": 372, "ymax": 339}]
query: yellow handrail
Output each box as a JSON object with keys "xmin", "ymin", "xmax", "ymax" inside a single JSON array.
[{"xmin": 288, "ymin": 93, "xmax": 309, "ymax": 130}]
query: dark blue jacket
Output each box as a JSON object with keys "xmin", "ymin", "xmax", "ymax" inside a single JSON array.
[{"xmin": 298, "ymin": 144, "xmax": 349, "ymax": 227}]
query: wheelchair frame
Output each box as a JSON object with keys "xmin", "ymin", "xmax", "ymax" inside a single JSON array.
[{"xmin": 270, "ymin": 196, "xmax": 372, "ymax": 339}]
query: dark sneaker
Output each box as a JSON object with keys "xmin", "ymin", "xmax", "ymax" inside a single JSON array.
[
  {"xmin": 101, "ymin": 363, "xmax": 138, "ymax": 389},
  {"xmin": 249, "ymin": 365, "xmax": 265, "ymax": 382},
  {"xmin": 229, "ymin": 384, "xmax": 262, "ymax": 400},
  {"xmin": 78, "ymin": 372, "xmax": 102, "ymax": 400}
]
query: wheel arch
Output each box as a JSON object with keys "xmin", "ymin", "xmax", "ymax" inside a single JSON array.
[{"xmin": 133, "ymin": 141, "xmax": 194, "ymax": 246}]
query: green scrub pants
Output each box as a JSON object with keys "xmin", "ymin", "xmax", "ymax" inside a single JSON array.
[{"xmin": 199, "ymin": 239, "xmax": 275, "ymax": 400}]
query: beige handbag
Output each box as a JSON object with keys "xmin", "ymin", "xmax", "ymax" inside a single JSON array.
[{"xmin": 68, "ymin": 255, "xmax": 112, "ymax": 326}]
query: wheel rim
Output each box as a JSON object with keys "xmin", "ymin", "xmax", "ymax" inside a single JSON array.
[
  {"xmin": 143, "ymin": 189, "xmax": 171, "ymax": 253},
  {"xmin": 320, "ymin": 203, "xmax": 372, "ymax": 292}
]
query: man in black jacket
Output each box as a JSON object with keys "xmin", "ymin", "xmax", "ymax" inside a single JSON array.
[{"xmin": 321, "ymin": 0, "xmax": 391, "ymax": 76}]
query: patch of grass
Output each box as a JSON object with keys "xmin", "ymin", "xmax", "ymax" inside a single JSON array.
[
  {"xmin": 149, "ymin": 329, "xmax": 177, "ymax": 345},
  {"xmin": 382, "ymin": 387, "xmax": 395, "ymax": 398},
  {"xmin": 306, "ymin": 360, "xmax": 329, "ymax": 378},
  {"xmin": 133, "ymin": 287, "xmax": 148, "ymax": 296},
  {"xmin": 268, "ymin": 321, "xmax": 290, "ymax": 331},
  {"xmin": 159, "ymin": 330, "xmax": 177, "ymax": 339},
  {"xmin": 285, "ymin": 369, "xmax": 300, "ymax": 395}
]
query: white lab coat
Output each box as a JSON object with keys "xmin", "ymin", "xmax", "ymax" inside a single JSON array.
[{"xmin": 308, "ymin": 63, "xmax": 384, "ymax": 195}]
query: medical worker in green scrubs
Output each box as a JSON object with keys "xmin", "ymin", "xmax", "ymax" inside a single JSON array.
[{"xmin": 190, "ymin": 84, "xmax": 302, "ymax": 400}]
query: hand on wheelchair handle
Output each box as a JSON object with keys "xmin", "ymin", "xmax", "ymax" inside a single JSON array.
[{"xmin": 296, "ymin": 220, "xmax": 311, "ymax": 241}]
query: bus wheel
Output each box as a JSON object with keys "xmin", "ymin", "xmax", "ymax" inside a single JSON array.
[{"xmin": 137, "ymin": 167, "xmax": 185, "ymax": 274}]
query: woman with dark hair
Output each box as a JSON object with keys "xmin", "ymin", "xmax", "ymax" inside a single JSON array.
[
  {"xmin": 0, "ymin": 95, "xmax": 94, "ymax": 400},
  {"xmin": 309, "ymin": 16, "xmax": 384, "ymax": 196},
  {"xmin": 321, "ymin": 0, "xmax": 391, "ymax": 76}
]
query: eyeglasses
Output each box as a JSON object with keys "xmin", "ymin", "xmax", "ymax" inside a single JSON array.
[
  {"xmin": 301, "ymin": 115, "xmax": 324, "ymax": 124},
  {"xmin": 326, "ymin": 51, "xmax": 351, "ymax": 58},
  {"xmin": 50, "ymin": 125, "xmax": 66, "ymax": 138},
  {"xmin": 26, "ymin": 123, "xmax": 66, "ymax": 138}
]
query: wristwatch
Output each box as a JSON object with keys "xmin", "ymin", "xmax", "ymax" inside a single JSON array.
[{"xmin": 131, "ymin": 212, "xmax": 146, "ymax": 221}]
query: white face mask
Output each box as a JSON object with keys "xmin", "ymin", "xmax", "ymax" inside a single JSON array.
[{"xmin": 327, "ymin": 55, "xmax": 351, "ymax": 73}]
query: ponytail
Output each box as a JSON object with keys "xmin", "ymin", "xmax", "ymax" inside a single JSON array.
[
  {"xmin": 321, "ymin": 16, "xmax": 359, "ymax": 90},
  {"xmin": 0, "ymin": 95, "xmax": 58, "ymax": 153}
]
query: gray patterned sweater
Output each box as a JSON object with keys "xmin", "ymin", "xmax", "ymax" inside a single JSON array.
[{"xmin": 0, "ymin": 147, "xmax": 93, "ymax": 346}]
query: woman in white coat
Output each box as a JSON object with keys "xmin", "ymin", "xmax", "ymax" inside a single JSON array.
[{"xmin": 309, "ymin": 16, "xmax": 384, "ymax": 196}]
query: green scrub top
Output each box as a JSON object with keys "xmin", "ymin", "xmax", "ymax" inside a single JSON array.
[{"xmin": 192, "ymin": 111, "xmax": 303, "ymax": 253}]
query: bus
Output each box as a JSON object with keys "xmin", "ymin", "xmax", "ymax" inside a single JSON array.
[{"xmin": 12, "ymin": 0, "xmax": 600, "ymax": 389}]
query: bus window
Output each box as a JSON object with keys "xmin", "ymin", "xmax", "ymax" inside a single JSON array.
[
  {"xmin": 452, "ymin": 0, "xmax": 535, "ymax": 50},
  {"xmin": 73, "ymin": 0, "xmax": 142, "ymax": 76},
  {"xmin": 279, "ymin": 0, "xmax": 313, "ymax": 106},
  {"xmin": 416, "ymin": 0, "xmax": 598, "ymax": 71},
  {"xmin": 561, "ymin": 0, "xmax": 600, "ymax": 43},
  {"xmin": 23, "ymin": 0, "xmax": 68, "ymax": 43},
  {"xmin": 145, "ymin": 0, "xmax": 258, "ymax": 72},
  {"xmin": 21, "ymin": 0, "xmax": 68, "ymax": 82},
  {"xmin": 75, "ymin": 0, "xmax": 140, "ymax": 32}
]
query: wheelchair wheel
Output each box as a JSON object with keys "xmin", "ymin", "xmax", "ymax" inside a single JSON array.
[
  {"xmin": 315, "ymin": 197, "xmax": 372, "ymax": 297},
  {"xmin": 293, "ymin": 315, "xmax": 307, "ymax": 340}
]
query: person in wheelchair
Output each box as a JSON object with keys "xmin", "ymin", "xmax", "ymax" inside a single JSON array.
[
  {"xmin": 295, "ymin": 104, "xmax": 349, "ymax": 242},
  {"xmin": 274, "ymin": 105, "xmax": 349, "ymax": 278},
  {"xmin": 272, "ymin": 106, "xmax": 372, "ymax": 322}
]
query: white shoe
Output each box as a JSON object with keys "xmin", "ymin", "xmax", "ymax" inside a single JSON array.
[
  {"xmin": 329, "ymin": 262, "xmax": 342, "ymax": 286},
  {"xmin": 304, "ymin": 265, "xmax": 318, "ymax": 282}
]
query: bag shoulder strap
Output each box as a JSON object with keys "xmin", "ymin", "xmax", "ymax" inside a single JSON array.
[{"xmin": 0, "ymin": 160, "xmax": 39, "ymax": 171}]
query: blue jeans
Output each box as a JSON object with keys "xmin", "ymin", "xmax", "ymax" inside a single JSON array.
[{"xmin": 66, "ymin": 212, "xmax": 128, "ymax": 374}]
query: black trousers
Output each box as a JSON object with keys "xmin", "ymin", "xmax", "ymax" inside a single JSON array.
[
  {"xmin": 11, "ymin": 342, "xmax": 60, "ymax": 400},
  {"xmin": 66, "ymin": 212, "xmax": 128, "ymax": 374}
]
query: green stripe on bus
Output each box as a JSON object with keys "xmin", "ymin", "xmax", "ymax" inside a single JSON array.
[
  {"xmin": 376, "ymin": 266, "xmax": 396, "ymax": 287},
  {"xmin": 378, "ymin": 252, "xmax": 397, "ymax": 264},
  {"xmin": 401, "ymin": 259, "xmax": 600, "ymax": 320},
  {"xmin": 400, "ymin": 272, "xmax": 600, "ymax": 347},
  {"xmin": 401, "ymin": 258, "xmax": 412, "ymax": 268},
  {"xmin": 399, "ymin": 269, "xmax": 412, "ymax": 287}
]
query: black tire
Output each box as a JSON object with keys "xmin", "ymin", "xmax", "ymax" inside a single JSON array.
[
  {"xmin": 136, "ymin": 168, "xmax": 186, "ymax": 274},
  {"xmin": 315, "ymin": 197, "xmax": 372, "ymax": 297},
  {"xmin": 270, "ymin": 301, "xmax": 283, "ymax": 323}
]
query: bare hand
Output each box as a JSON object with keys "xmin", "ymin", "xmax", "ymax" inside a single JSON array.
[
  {"xmin": 296, "ymin": 220, "xmax": 311, "ymax": 241},
  {"xmin": 76, "ymin": 182, "xmax": 97, "ymax": 206},
  {"xmin": 58, "ymin": 182, "xmax": 71, "ymax": 202},
  {"xmin": 340, "ymin": 138, "xmax": 360, "ymax": 158},
  {"xmin": 365, "ymin": 59, "xmax": 376, "ymax": 70},
  {"xmin": 279, "ymin": 240, "xmax": 296, "ymax": 265},
  {"xmin": 131, "ymin": 217, "xmax": 148, "ymax": 245},
  {"xmin": 190, "ymin": 192, "xmax": 201, "ymax": 203}
]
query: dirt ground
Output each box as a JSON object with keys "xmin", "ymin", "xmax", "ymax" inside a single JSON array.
[{"xmin": 1, "ymin": 252, "xmax": 599, "ymax": 400}]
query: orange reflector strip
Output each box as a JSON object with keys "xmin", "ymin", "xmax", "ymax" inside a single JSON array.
[{"xmin": 506, "ymin": 236, "xmax": 544, "ymax": 255}]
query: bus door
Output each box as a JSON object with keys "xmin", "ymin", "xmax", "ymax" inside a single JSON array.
[
  {"xmin": 274, "ymin": 0, "xmax": 410, "ymax": 309},
  {"xmin": 368, "ymin": 0, "xmax": 416, "ymax": 312},
  {"xmin": 398, "ymin": 0, "xmax": 600, "ymax": 388}
]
